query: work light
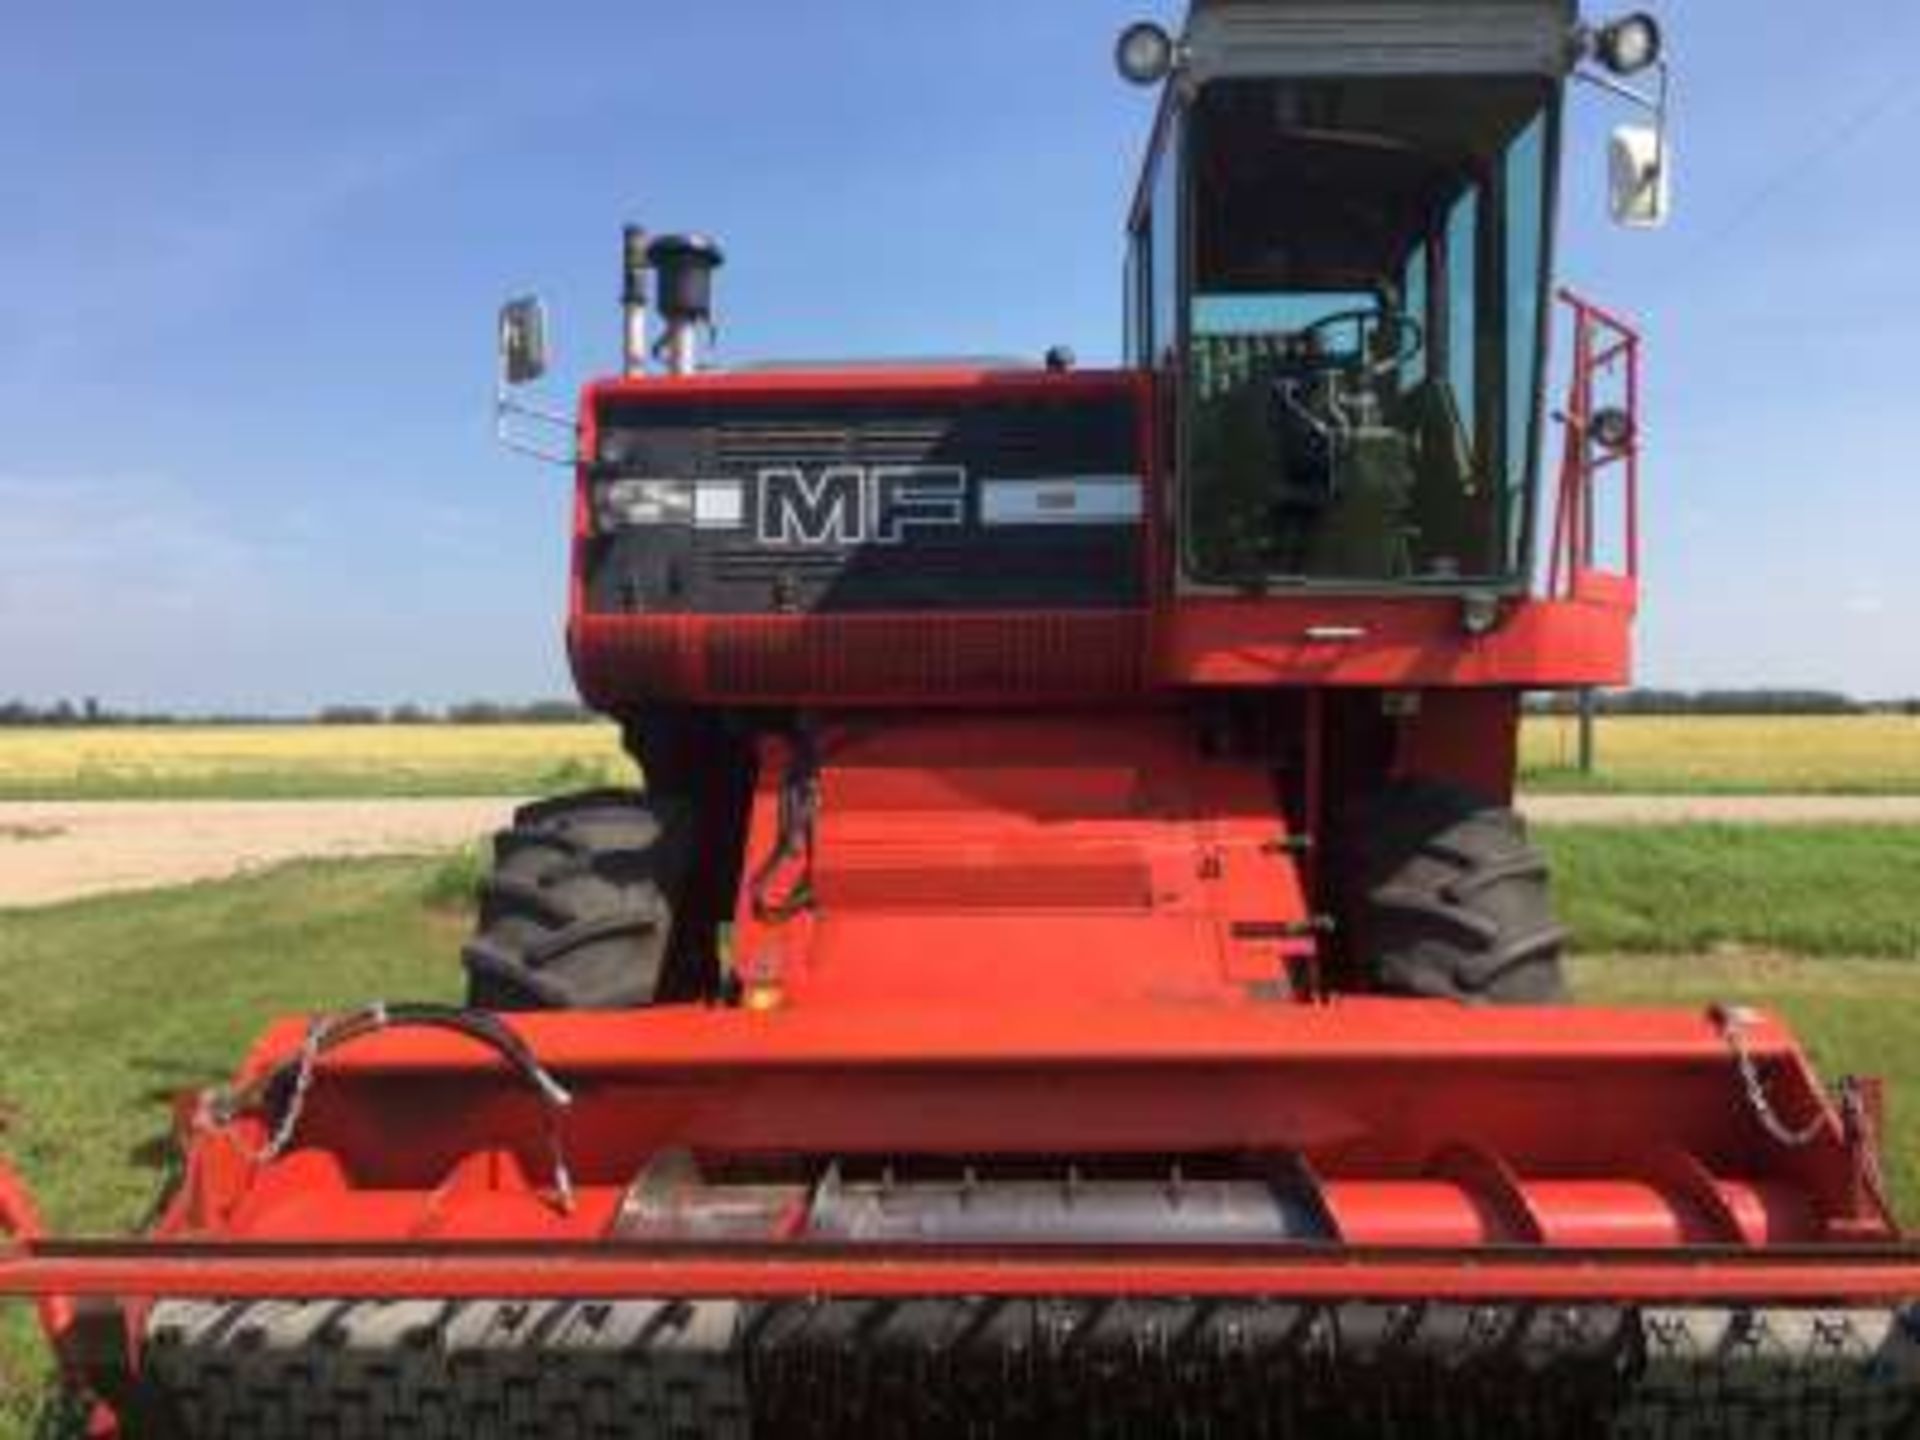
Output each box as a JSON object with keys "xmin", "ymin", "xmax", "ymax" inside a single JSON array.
[
  {"xmin": 1596, "ymin": 13, "xmax": 1662, "ymax": 76},
  {"xmin": 1115, "ymin": 21, "xmax": 1175, "ymax": 86},
  {"xmin": 1590, "ymin": 407, "xmax": 1637, "ymax": 451}
]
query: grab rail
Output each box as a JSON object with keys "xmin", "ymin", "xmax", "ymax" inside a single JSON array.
[{"xmin": 1548, "ymin": 289, "xmax": 1642, "ymax": 600}]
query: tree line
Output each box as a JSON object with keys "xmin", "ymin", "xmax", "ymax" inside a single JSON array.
[
  {"xmin": 0, "ymin": 699, "xmax": 596, "ymax": 727},
  {"xmin": 4, "ymin": 690, "xmax": 1917, "ymax": 728},
  {"xmin": 1526, "ymin": 689, "xmax": 1918, "ymax": 717}
]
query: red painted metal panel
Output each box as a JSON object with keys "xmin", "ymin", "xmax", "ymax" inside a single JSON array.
[
  {"xmin": 86, "ymin": 995, "xmax": 1881, "ymax": 1260},
  {"xmin": 725, "ymin": 714, "xmax": 1318, "ymax": 1008},
  {"xmin": 9, "ymin": 1239, "xmax": 1920, "ymax": 1306},
  {"xmin": 1391, "ymin": 689, "xmax": 1523, "ymax": 802},
  {"xmin": 574, "ymin": 591, "xmax": 1633, "ymax": 706},
  {"xmin": 1161, "ymin": 593, "xmax": 1632, "ymax": 688},
  {"xmin": 227, "ymin": 998, "xmax": 1837, "ymax": 1074},
  {"xmin": 583, "ymin": 367, "xmax": 1149, "ymax": 406},
  {"xmin": 572, "ymin": 611, "xmax": 1151, "ymax": 709}
]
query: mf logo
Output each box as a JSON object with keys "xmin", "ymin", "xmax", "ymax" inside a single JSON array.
[{"xmin": 758, "ymin": 465, "xmax": 966, "ymax": 546}]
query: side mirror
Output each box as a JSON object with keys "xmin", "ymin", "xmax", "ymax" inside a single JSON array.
[
  {"xmin": 493, "ymin": 296, "xmax": 574, "ymax": 465},
  {"xmin": 498, "ymin": 297, "xmax": 549, "ymax": 386},
  {"xmin": 1609, "ymin": 124, "xmax": 1669, "ymax": 229}
]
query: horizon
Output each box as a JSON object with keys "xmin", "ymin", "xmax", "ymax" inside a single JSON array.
[{"xmin": 4, "ymin": 684, "xmax": 1917, "ymax": 726}]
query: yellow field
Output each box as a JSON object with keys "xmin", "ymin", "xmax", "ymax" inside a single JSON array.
[
  {"xmin": 0, "ymin": 714, "xmax": 1914, "ymax": 798},
  {"xmin": 0, "ymin": 723, "xmax": 633, "ymax": 799},
  {"xmin": 1520, "ymin": 713, "xmax": 1920, "ymax": 793}
]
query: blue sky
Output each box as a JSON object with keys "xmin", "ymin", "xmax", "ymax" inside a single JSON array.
[{"xmin": 3, "ymin": 1, "xmax": 1916, "ymax": 711}]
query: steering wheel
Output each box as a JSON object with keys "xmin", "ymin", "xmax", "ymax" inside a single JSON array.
[{"xmin": 1297, "ymin": 308, "xmax": 1426, "ymax": 378}]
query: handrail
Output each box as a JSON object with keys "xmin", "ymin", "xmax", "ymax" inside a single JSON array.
[{"xmin": 1548, "ymin": 289, "xmax": 1642, "ymax": 600}]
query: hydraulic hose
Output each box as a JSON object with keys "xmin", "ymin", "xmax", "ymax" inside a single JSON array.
[{"xmin": 206, "ymin": 1002, "xmax": 578, "ymax": 1211}]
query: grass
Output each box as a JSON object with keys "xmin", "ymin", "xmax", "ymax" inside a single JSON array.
[
  {"xmin": 1521, "ymin": 713, "xmax": 1920, "ymax": 794},
  {"xmin": 1, "ymin": 830, "xmax": 1918, "ymax": 1432},
  {"xmin": 1, "ymin": 714, "xmax": 1917, "ymax": 800},
  {"xmin": 1542, "ymin": 825, "xmax": 1920, "ymax": 958},
  {"xmin": 0, "ymin": 724, "xmax": 633, "ymax": 801}
]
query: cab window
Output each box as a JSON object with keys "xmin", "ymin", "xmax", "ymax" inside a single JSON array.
[{"xmin": 1181, "ymin": 77, "xmax": 1555, "ymax": 586}]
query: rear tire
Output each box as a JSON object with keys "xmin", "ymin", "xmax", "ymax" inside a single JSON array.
[
  {"xmin": 462, "ymin": 789, "xmax": 695, "ymax": 1010},
  {"xmin": 1338, "ymin": 780, "xmax": 1569, "ymax": 1003}
]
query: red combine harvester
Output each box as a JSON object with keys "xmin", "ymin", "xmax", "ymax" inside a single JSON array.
[{"xmin": 4, "ymin": 2, "xmax": 1918, "ymax": 1434}]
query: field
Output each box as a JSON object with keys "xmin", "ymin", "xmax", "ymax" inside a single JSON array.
[
  {"xmin": 1520, "ymin": 713, "xmax": 1920, "ymax": 794},
  {"xmin": 0, "ymin": 723, "xmax": 633, "ymax": 800},
  {"xmin": 0, "ymin": 714, "xmax": 1914, "ymax": 801},
  {"xmin": 3, "ymin": 830, "xmax": 1918, "ymax": 1434}
]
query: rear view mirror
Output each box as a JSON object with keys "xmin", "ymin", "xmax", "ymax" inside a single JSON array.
[
  {"xmin": 493, "ymin": 295, "xmax": 574, "ymax": 465},
  {"xmin": 498, "ymin": 297, "xmax": 549, "ymax": 386},
  {"xmin": 1609, "ymin": 125, "xmax": 1669, "ymax": 229}
]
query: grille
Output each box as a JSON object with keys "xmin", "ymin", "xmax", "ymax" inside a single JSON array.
[
  {"xmin": 704, "ymin": 615, "xmax": 1147, "ymax": 699},
  {"xmin": 596, "ymin": 399, "xmax": 1135, "ymax": 480}
]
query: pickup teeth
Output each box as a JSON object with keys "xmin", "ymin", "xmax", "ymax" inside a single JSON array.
[{"xmin": 142, "ymin": 1298, "xmax": 1920, "ymax": 1437}]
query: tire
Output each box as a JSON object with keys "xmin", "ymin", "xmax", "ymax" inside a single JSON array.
[
  {"xmin": 1338, "ymin": 780, "xmax": 1570, "ymax": 1004},
  {"xmin": 462, "ymin": 789, "xmax": 695, "ymax": 1010}
]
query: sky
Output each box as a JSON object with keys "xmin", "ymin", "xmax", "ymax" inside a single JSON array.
[{"xmin": 2, "ymin": 1, "xmax": 1916, "ymax": 712}]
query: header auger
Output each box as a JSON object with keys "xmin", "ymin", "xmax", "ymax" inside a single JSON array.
[{"xmin": 6, "ymin": 2, "xmax": 1919, "ymax": 1434}]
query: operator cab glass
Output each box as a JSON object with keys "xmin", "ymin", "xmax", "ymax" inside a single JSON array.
[{"xmin": 1134, "ymin": 77, "xmax": 1556, "ymax": 589}]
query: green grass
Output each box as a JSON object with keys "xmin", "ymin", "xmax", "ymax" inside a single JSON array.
[
  {"xmin": 1521, "ymin": 768, "xmax": 1920, "ymax": 797},
  {"xmin": 1, "ymin": 831, "xmax": 1918, "ymax": 1432},
  {"xmin": 1542, "ymin": 825, "xmax": 1920, "ymax": 958}
]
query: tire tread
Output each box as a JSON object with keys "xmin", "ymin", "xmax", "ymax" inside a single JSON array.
[{"xmin": 461, "ymin": 789, "xmax": 691, "ymax": 1011}]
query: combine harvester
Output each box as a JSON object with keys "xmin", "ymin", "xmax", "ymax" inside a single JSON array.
[{"xmin": 5, "ymin": 1, "xmax": 1918, "ymax": 1433}]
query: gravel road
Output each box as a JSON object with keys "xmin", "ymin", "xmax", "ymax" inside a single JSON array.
[
  {"xmin": 3, "ymin": 794, "xmax": 1918, "ymax": 909},
  {"xmin": 0, "ymin": 798, "xmax": 508, "ymax": 908},
  {"xmin": 1519, "ymin": 794, "xmax": 1920, "ymax": 826}
]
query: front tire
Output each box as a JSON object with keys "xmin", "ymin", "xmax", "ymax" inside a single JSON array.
[
  {"xmin": 1338, "ymin": 780, "xmax": 1569, "ymax": 1003},
  {"xmin": 462, "ymin": 789, "xmax": 694, "ymax": 1010}
]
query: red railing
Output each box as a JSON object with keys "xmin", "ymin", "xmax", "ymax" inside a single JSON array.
[{"xmin": 1547, "ymin": 289, "xmax": 1642, "ymax": 600}]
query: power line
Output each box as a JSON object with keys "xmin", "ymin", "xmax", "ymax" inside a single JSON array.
[
  {"xmin": 1657, "ymin": 13, "xmax": 1919, "ymax": 279},
  {"xmin": 1686, "ymin": 72, "xmax": 1914, "ymax": 256}
]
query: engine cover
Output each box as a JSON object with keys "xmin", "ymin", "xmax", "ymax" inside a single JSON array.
[
  {"xmin": 582, "ymin": 372, "xmax": 1145, "ymax": 618},
  {"xmin": 568, "ymin": 367, "xmax": 1154, "ymax": 707}
]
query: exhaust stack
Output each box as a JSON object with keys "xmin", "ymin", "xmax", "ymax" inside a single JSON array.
[
  {"xmin": 648, "ymin": 233, "xmax": 724, "ymax": 376},
  {"xmin": 621, "ymin": 225, "xmax": 650, "ymax": 377}
]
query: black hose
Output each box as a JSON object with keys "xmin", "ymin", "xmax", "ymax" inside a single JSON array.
[
  {"xmin": 211, "ymin": 1001, "xmax": 580, "ymax": 1210},
  {"xmin": 747, "ymin": 726, "xmax": 820, "ymax": 923},
  {"xmin": 224, "ymin": 1002, "xmax": 571, "ymax": 1120}
]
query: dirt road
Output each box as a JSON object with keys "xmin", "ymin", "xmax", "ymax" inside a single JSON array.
[
  {"xmin": 0, "ymin": 798, "xmax": 505, "ymax": 908},
  {"xmin": 1519, "ymin": 794, "xmax": 1920, "ymax": 826},
  {"xmin": 3, "ymin": 794, "xmax": 1918, "ymax": 909}
]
